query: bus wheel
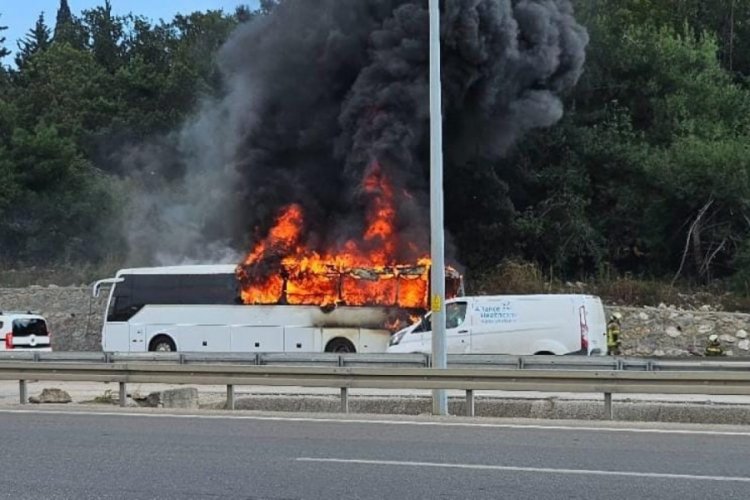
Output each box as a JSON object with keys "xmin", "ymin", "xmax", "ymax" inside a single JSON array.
[
  {"xmin": 325, "ymin": 338, "xmax": 356, "ymax": 353},
  {"xmin": 149, "ymin": 335, "xmax": 176, "ymax": 352}
]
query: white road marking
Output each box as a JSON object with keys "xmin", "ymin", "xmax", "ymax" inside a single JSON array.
[
  {"xmin": 1, "ymin": 408, "xmax": 749, "ymax": 437},
  {"xmin": 296, "ymin": 457, "xmax": 750, "ymax": 483}
]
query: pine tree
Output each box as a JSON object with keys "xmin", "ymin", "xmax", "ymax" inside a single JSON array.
[
  {"xmin": 0, "ymin": 14, "xmax": 11, "ymax": 61},
  {"xmin": 53, "ymin": 0, "xmax": 86, "ymax": 49},
  {"xmin": 15, "ymin": 13, "xmax": 52, "ymax": 69},
  {"xmin": 54, "ymin": 0, "xmax": 72, "ymax": 35},
  {"xmin": 83, "ymin": 0, "xmax": 125, "ymax": 72}
]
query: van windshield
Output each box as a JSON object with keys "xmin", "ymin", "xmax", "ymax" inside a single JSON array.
[{"xmin": 12, "ymin": 318, "xmax": 48, "ymax": 337}]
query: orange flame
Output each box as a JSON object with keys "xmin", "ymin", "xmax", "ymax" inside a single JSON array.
[{"xmin": 237, "ymin": 162, "xmax": 460, "ymax": 312}]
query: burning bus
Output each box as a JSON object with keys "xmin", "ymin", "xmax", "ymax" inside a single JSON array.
[
  {"xmin": 93, "ymin": 263, "xmax": 461, "ymax": 354},
  {"xmin": 93, "ymin": 163, "xmax": 461, "ymax": 353}
]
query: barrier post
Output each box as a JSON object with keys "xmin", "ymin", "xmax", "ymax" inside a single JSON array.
[
  {"xmin": 226, "ymin": 385, "xmax": 235, "ymax": 410},
  {"xmin": 19, "ymin": 380, "xmax": 27, "ymax": 405},
  {"xmin": 340, "ymin": 387, "xmax": 349, "ymax": 413},
  {"xmin": 465, "ymin": 389, "xmax": 475, "ymax": 417},
  {"xmin": 604, "ymin": 392, "xmax": 613, "ymax": 420}
]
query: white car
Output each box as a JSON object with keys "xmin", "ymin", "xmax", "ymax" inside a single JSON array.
[
  {"xmin": 387, "ymin": 294, "xmax": 607, "ymax": 356},
  {"xmin": 0, "ymin": 311, "xmax": 52, "ymax": 351}
]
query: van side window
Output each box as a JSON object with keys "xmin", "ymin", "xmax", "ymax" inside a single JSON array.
[
  {"xmin": 416, "ymin": 302, "xmax": 467, "ymax": 332},
  {"xmin": 446, "ymin": 302, "xmax": 467, "ymax": 329},
  {"xmin": 418, "ymin": 315, "xmax": 431, "ymax": 333}
]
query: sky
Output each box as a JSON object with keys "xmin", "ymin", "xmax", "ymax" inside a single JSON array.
[{"xmin": 1, "ymin": 0, "xmax": 259, "ymax": 62}]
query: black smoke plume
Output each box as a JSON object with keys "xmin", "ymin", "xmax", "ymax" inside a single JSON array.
[{"xmin": 126, "ymin": 0, "xmax": 588, "ymax": 265}]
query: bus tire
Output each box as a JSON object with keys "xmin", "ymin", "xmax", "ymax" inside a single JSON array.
[
  {"xmin": 534, "ymin": 351, "xmax": 554, "ymax": 355},
  {"xmin": 149, "ymin": 335, "xmax": 176, "ymax": 352},
  {"xmin": 325, "ymin": 338, "xmax": 356, "ymax": 353}
]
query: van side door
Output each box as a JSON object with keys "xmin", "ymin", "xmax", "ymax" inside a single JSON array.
[{"xmin": 445, "ymin": 301, "xmax": 470, "ymax": 354}]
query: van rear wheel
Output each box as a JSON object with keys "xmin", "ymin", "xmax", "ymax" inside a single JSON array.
[
  {"xmin": 325, "ymin": 338, "xmax": 356, "ymax": 353},
  {"xmin": 534, "ymin": 351, "xmax": 554, "ymax": 355},
  {"xmin": 149, "ymin": 335, "xmax": 176, "ymax": 352}
]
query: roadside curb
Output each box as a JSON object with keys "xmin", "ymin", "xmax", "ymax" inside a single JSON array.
[{"xmin": 200, "ymin": 394, "xmax": 750, "ymax": 425}]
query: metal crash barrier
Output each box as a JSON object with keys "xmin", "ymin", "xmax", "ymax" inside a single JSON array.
[{"xmin": 2, "ymin": 353, "xmax": 750, "ymax": 419}]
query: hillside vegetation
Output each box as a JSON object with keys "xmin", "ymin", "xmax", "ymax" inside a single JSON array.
[{"xmin": 2, "ymin": 1, "xmax": 750, "ymax": 305}]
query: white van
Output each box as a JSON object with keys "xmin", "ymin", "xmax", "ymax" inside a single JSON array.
[
  {"xmin": 0, "ymin": 311, "xmax": 52, "ymax": 352},
  {"xmin": 387, "ymin": 294, "xmax": 607, "ymax": 356}
]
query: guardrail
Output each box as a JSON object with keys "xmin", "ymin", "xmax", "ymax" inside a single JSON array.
[
  {"xmin": 2, "ymin": 355, "xmax": 750, "ymax": 419},
  {"xmin": 2, "ymin": 351, "xmax": 750, "ymax": 371}
]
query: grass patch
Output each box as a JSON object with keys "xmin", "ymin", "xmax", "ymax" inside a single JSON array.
[
  {"xmin": 0, "ymin": 259, "xmax": 123, "ymax": 287},
  {"xmin": 468, "ymin": 259, "xmax": 750, "ymax": 313}
]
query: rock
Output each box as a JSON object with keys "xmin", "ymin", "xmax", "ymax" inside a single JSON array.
[
  {"xmin": 719, "ymin": 334, "xmax": 736, "ymax": 344},
  {"xmin": 29, "ymin": 388, "xmax": 72, "ymax": 404},
  {"xmin": 700, "ymin": 305, "xmax": 712, "ymax": 311},
  {"xmin": 138, "ymin": 388, "xmax": 199, "ymax": 409},
  {"xmin": 658, "ymin": 303, "xmax": 667, "ymax": 309},
  {"xmin": 725, "ymin": 350, "xmax": 734, "ymax": 357},
  {"xmin": 653, "ymin": 349, "xmax": 665, "ymax": 357},
  {"xmin": 665, "ymin": 326, "xmax": 681, "ymax": 338},
  {"xmin": 738, "ymin": 340, "xmax": 750, "ymax": 351},
  {"xmin": 638, "ymin": 312, "xmax": 649, "ymax": 321},
  {"xmin": 698, "ymin": 324, "xmax": 714, "ymax": 334},
  {"xmin": 736, "ymin": 330, "xmax": 748, "ymax": 339},
  {"xmin": 665, "ymin": 348, "xmax": 690, "ymax": 357}
]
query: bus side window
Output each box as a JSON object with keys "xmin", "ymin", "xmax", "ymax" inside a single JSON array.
[{"xmin": 178, "ymin": 274, "xmax": 238, "ymax": 305}]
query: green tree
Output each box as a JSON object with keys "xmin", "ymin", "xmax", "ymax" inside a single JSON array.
[
  {"xmin": 234, "ymin": 5, "xmax": 255, "ymax": 23},
  {"xmin": 518, "ymin": 10, "xmax": 750, "ymax": 282},
  {"xmin": 0, "ymin": 125, "xmax": 122, "ymax": 263},
  {"xmin": 0, "ymin": 97, "xmax": 18, "ymax": 220},
  {"xmin": 82, "ymin": 0, "xmax": 126, "ymax": 73},
  {"xmin": 258, "ymin": 0, "xmax": 280, "ymax": 15},
  {"xmin": 171, "ymin": 11, "xmax": 238, "ymax": 93},
  {"xmin": 14, "ymin": 43, "xmax": 122, "ymax": 147},
  {"xmin": 15, "ymin": 13, "xmax": 52, "ymax": 70},
  {"xmin": 53, "ymin": 0, "xmax": 87, "ymax": 49},
  {"xmin": 0, "ymin": 14, "xmax": 10, "ymax": 61},
  {"xmin": 114, "ymin": 11, "xmax": 239, "ymax": 136},
  {"xmin": 575, "ymin": 0, "xmax": 750, "ymax": 77}
]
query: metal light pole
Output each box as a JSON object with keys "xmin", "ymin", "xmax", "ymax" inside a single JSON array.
[{"xmin": 428, "ymin": 0, "xmax": 447, "ymax": 416}]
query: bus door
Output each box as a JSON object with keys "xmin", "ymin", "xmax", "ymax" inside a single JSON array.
[
  {"xmin": 102, "ymin": 322, "xmax": 131, "ymax": 352},
  {"xmin": 129, "ymin": 325, "xmax": 146, "ymax": 351}
]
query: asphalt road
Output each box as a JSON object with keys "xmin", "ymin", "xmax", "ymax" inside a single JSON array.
[{"xmin": 1, "ymin": 410, "xmax": 749, "ymax": 499}]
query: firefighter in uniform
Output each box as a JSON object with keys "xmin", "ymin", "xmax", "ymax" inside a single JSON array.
[
  {"xmin": 607, "ymin": 312, "xmax": 623, "ymax": 355},
  {"xmin": 705, "ymin": 334, "xmax": 724, "ymax": 357}
]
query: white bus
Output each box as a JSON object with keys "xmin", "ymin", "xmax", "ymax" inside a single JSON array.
[{"xmin": 93, "ymin": 265, "xmax": 394, "ymax": 353}]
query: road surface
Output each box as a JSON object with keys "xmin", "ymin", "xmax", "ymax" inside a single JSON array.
[{"xmin": 1, "ymin": 409, "xmax": 748, "ymax": 499}]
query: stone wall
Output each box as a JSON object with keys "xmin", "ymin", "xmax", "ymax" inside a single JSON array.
[
  {"xmin": 607, "ymin": 306, "xmax": 750, "ymax": 357},
  {"xmin": 0, "ymin": 287, "xmax": 106, "ymax": 351},
  {"xmin": 1, "ymin": 286, "xmax": 749, "ymax": 355}
]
